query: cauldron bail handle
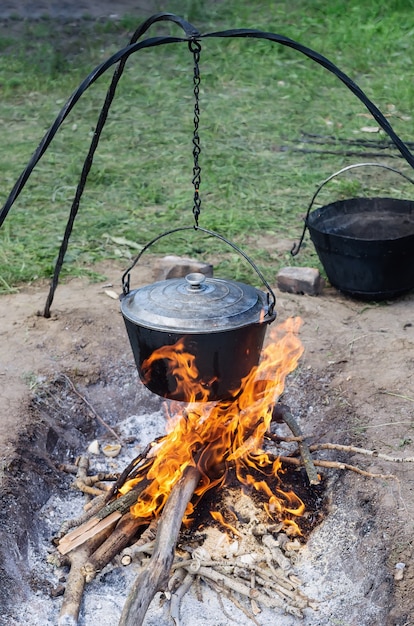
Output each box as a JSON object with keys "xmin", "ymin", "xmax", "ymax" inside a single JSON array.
[
  {"xmin": 291, "ymin": 162, "xmax": 414, "ymax": 256},
  {"xmin": 121, "ymin": 225, "xmax": 276, "ymax": 316}
]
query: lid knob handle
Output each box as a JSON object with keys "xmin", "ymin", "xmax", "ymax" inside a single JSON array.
[{"xmin": 185, "ymin": 272, "xmax": 206, "ymax": 290}]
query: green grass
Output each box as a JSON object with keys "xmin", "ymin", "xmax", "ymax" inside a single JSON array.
[{"xmin": 1, "ymin": 0, "xmax": 414, "ymax": 292}]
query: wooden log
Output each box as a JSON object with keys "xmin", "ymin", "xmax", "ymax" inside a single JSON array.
[
  {"xmin": 58, "ymin": 483, "xmax": 149, "ymax": 555},
  {"xmin": 119, "ymin": 465, "xmax": 201, "ymax": 626},
  {"xmin": 82, "ymin": 513, "xmax": 145, "ymax": 582},
  {"xmin": 58, "ymin": 524, "xmax": 114, "ymax": 626},
  {"xmin": 58, "ymin": 545, "xmax": 89, "ymax": 626}
]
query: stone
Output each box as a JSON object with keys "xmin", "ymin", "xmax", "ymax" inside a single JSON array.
[
  {"xmin": 277, "ymin": 266, "xmax": 324, "ymax": 296},
  {"xmin": 50, "ymin": 584, "xmax": 65, "ymax": 598},
  {"xmin": 153, "ymin": 255, "xmax": 214, "ymax": 281}
]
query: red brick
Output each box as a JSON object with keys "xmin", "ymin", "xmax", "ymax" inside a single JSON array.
[
  {"xmin": 277, "ymin": 267, "xmax": 324, "ymax": 295},
  {"xmin": 153, "ymin": 255, "xmax": 213, "ymax": 281}
]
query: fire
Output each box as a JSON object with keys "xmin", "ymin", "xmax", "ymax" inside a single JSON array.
[
  {"xmin": 119, "ymin": 317, "xmax": 305, "ymax": 533},
  {"xmin": 141, "ymin": 339, "xmax": 217, "ymax": 403},
  {"xmin": 210, "ymin": 510, "xmax": 241, "ymax": 537}
]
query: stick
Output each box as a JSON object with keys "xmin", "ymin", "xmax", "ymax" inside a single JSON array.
[
  {"xmin": 58, "ymin": 525, "xmax": 113, "ymax": 626},
  {"xmin": 266, "ymin": 433, "xmax": 305, "ymax": 443},
  {"xmin": 278, "ymin": 455, "xmax": 397, "ymax": 480},
  {"xmin": 105, "ymin": 441, "xmax": 158, "ymax": 501},
  {"xmin": 74, "ymin": 455, "xmax": 89, "ymax": 485},
  {"xmin": 308, "ymin": 442, "xmax": 414, "ymax": 463},
  {"xmin": 120, "ymin": 519, "xmax": 158, "ymax": 565},
  {"xmin": 58, "ymin": 483, "xmax": 149, "ymax": 554},
  {"xmin": 58, "ymin": 511, "xmax": 122, "ymax": 555},
  {"xmin": 170, "ymin": 571, "xmax": 194, "ymax": 626},
  {"xmin": 60, "ymin": 374, "xmax": 121, "ymax": 442},
  {"xmin": 273, "ymin": 404, "xmax": 320, "ymax": 485},
  {"xmin": 193, "ymin": 565, "xmax": 304, "ymax": 617},
  {"xmin": 205, "ymin": 578, "xmax": 262, "ymax": 626},
  {"xmin": 72, "ymin": 482, "xmax": 108, "ymax": 498},
  {"xmin": 119, "ymin": 465, "xmax": 201, "ymax": 626},
  {"xmin": 58, "ymin": 545, "xmax": 90, "ymax": 626},
  {"xmin": 59, "ymin": 463, "xmax": 80, "ymax": 475},
  {"xmin": 58, "ymin": 495, "xmax": 107, "ymax": 539},
  {"xmin": 83, "ymin": 513, "xmax": 146, "ymax": 582}
]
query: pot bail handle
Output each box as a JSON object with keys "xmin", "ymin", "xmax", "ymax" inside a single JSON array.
[
  {"xmin": 121, "ymin": 225, "xmax": 276, "ymax": 317},
  {"xmin": 291, "ymin": 162, "xmax": 414, "ymax": 256}
]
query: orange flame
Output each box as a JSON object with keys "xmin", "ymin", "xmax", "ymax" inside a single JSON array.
[
  {"xmin": 120, "ymin": 317, "xmax": 305, "ymax": 532},
  {"xmin": 142, "ymin": 339, "xmax": 217, "ymax": 402},
  {"xmin": 210, "ymin": 511, "xmax": 241, "ymax": 537}
]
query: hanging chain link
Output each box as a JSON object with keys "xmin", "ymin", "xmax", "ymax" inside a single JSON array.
[{"xmin": 189, "ymin": 39, "xmax": 202, "ymax": 227}]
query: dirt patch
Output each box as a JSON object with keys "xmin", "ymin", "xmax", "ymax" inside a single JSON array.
[
  {"xmin": 0, "ymin": 261, "xmax": 414, "ymax": 624},
  {"xmin": 0, "ymin": 358, "xmax": 394, "ymax": 625}
]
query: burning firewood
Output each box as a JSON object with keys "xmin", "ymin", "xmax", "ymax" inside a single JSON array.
[
  {"xmin": 53, "ymin": 421, "xmax": 411, "ymax": 624},
  {"xmin": 119, "ymin": 465, "xmax": 202, "ymax": 626}
]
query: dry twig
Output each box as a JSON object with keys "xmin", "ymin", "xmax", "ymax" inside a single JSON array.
[
  {"xmin": 279, "ymin": 455, "xmax": 397, "ymax": 480},
  {"xmin": 308, "ymin": 442, "xmax": 414, "ymax": 463},
  {"xmin": 190, "ymin": 565, "xmax": 305, "ymax": 617},
  {"xmin": 60, "ymin": 373, "xmax": 121, "ymax": 442},
  {"xmin": 206, "ymin": 578, "xmax": 262, "ymax": 626},
  {"xmin": 170, "ymin": 571, "xmax": 194, "ymax": 626}
]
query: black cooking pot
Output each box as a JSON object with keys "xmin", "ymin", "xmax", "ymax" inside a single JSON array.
[
  {"xmin": 120, "ymin": 227, "xmax": 276, "ymax": 402},
  {"xmin": 294, "ymin": 163, "xmax": 414, "ymax": 300}
]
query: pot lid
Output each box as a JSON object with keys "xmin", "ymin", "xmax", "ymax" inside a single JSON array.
[{"xmin": 120, "ymin": 272, "xmax": 275, "ymax": 332}]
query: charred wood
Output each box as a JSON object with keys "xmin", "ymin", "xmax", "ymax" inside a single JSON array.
[{"xmin": 272, "ymin": 403, "xmax": 320, "ymax": 485}]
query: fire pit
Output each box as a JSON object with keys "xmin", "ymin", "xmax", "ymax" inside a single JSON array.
[{"xmin": 0, "ymin": 348, "xmax": 399, "ymax": 626}]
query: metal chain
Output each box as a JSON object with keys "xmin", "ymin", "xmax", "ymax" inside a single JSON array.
[{"xmin": 189, "ymin": 39, "xmax": 202, "ymax": 227}]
